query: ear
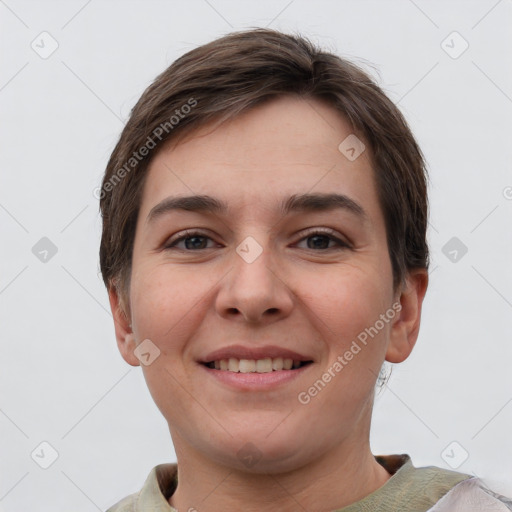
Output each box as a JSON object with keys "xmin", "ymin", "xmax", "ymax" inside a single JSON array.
[
  {"xmin": 385, "ymin": 268, "xmax": 429, "ymax": 363},
  {"xmin": 108, "ymin": 284, "xmax": 140, "ymax": 367}
]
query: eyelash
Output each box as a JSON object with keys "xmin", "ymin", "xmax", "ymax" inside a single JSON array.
[{"xmin": 164, "ymin": 228, "xmax": 351, "ymax": 251}]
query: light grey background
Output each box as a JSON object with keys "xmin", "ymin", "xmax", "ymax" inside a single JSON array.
[{"xmin": 1, "ymin": 0, "xmax": 511, "ymax": 510}]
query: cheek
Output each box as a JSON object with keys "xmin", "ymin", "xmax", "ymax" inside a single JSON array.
[
  {"xmin": 298, "ymin": 264, "xmax": 391, "ymax": 342},
  {"xmin": 294, "ymin": 269, "xmax": 391, "ymax": 419},
  {"xmin": 130, "ymin": 264, "xmax": 211, "ymax": 347},
  {"xmin": 129, "ymin": 264, "xmax": 211, "ymax": 420}
]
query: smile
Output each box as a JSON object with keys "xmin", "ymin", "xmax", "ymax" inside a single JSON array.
[{"xmin": 204, "ymin": 357, "xmax": 313, "ymax": 373}]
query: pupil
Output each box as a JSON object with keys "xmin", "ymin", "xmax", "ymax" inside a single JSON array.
[
  {"xmin": 185, "ymin": 236, "xmax": 206, "ymax": 250},
  {"xmin": 308, "ymin": 235, "xmax": 329, "ymax": 249}
]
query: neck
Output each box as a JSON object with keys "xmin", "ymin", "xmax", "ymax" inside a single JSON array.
[{"xmin": 168, "ymin": 437, "xmax": 391, "ymax": 512}]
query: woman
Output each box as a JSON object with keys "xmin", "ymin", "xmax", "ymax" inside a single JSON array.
[{"xmin": 100, "ymin": 28, "xmax": 512, "ymax": 511}]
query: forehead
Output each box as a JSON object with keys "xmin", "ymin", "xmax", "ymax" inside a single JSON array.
[
  {"xmin": 138, "ymin": 96, "xmax": 382, "ymax": 226},
  {"xmin": 165, "ymin": 95, "xmax": 360, "ymax": 168}
]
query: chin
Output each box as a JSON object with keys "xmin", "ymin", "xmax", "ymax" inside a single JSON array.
[{"xmin": 211, "ymin": 428, "xmax": 314, "ymax": 475}]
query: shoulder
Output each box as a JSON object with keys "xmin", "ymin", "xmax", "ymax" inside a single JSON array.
[
  {"xmin": 104, "ymin": 463, "xmax": 178, "ymax": 512},
  {"xmin": 365, "ymin": 454, "xmax": 511, "ymax": 511},
  {"xmin": 376, "ymin": 454, "xmax": 472, "ymax": 494},
  {"xmin": 105, "ymin": 492, "xmax": 137, "ymax": 512},
  {"xmin": 428, "ymin": 477, "xmax": 512, "ymax": 511}
]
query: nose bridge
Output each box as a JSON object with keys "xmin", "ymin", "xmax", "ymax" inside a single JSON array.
[
  {"xmin": 235, "ymin": 234, "xmax": 275, "ymax": 288},
  {"xmin": 216, "ymin": 233, "xmax": 293, "ymax": 323}
]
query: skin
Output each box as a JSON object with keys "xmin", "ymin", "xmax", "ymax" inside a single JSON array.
[{"xmin": 109, "ymin": 95, "xmax": 428, "ymax": 512}]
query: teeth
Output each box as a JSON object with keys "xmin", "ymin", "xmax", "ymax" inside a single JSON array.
[
  {"xmin": 272, "ymin": 357, "xmax": 283, "ymax": 370},
  {"xmin": 210, "ymin": 357, "xmax": 306, "ymax": 373},
  {"xmin": 239, "ymin": 359, "xmax": 256, "ymax": 373},
  {"xmin": 255, "ymin": 358, "xmax": 272, "ymax": 373},
  {"xmin": 228, "ymin": 358, "xmax": 238, "ymax": 372}
]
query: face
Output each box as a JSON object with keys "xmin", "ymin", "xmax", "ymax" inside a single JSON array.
[{"xmin": 111, "ymin": 96, "xmax": 425, "ymax": 473}]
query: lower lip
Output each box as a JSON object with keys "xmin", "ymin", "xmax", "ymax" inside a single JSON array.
[{"xmin": 199, "ymin": 363, "xmax": 312, "ymax": 391}]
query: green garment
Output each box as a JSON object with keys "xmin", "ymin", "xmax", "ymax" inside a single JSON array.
[{"xmin": 105, "ymin": 453, "xmax": 486, "ymax": 511}]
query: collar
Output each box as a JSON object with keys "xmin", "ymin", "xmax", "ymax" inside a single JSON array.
[{"xmin": 111, "ymin": 453, "xmax": 473, "ymax": 512}]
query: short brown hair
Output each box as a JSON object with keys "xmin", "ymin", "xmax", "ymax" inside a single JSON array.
[{"xmin": 99, "ymin": 28, "xmax": 429, "ymax": 310}]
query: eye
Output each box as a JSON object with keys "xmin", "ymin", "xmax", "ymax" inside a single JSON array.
[
  {"xmin": 295, "ymin": 228, "xmax": 351, "ymax": 250},
  {"xmin": 163, "ymin": 228, "xmax": 351, "ymax": 252},
  {"xmin": 164, "ymin": 230, "xmax": 219, "ymax": 251}
]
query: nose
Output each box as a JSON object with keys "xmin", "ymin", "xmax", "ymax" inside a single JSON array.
[{"xmin": 215, "ymin": 238, "xmax": 294, "ymax": 325}]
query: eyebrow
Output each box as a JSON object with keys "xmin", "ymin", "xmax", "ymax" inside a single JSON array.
[{"xmin": 146, "ymin": 192, "xmax": 367, "ymax": 225}]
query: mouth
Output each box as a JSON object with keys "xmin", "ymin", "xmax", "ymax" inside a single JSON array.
[
  {"xmin": 198, "ymin": 345, "xmax": 314, "ymax": 389},
  {"xmin": 203, "ymin": 357, "xmax": 313, "ymax": 373}
]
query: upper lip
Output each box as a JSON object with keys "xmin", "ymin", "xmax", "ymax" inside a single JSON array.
[{"xmin": 200, "ymin": 345, "xmax": 313, "ymax": 363}]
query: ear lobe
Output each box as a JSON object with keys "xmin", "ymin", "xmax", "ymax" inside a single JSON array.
[
  {"xmin": 108, "ymin": 285, "xmax": 140, "ymax": 367},
  {"xmin": 385, "ymin": 268, "xmax": 428, "ymax": 364}
]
